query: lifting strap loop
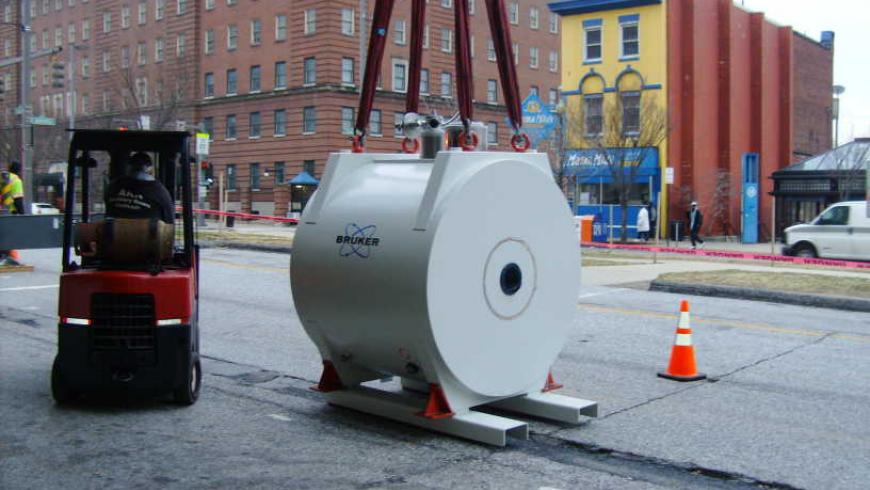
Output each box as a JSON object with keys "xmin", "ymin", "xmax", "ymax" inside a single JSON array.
[
  {"xmin": 405, "ymin": 0, "xmax": 427, "ymax": 114},
  {"xmin": 485, "ymin": 0, "xmax": 523, "ymax": 132},
  {"xmin": 354, "ymin": 0, "xmax": 397, "ymax": 142},
  {"xmin": 454, "ymin": 0, "xmax": 475, "ymax": 128}
]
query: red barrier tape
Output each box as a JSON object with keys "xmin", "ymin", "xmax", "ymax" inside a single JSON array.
[
  {"xmin": 582, "ymin": 241, "xmax": 870, "ymax": 270},
  {"xmin": 191, "ymin": 208, "xmax": 299, "ymax": 224}
]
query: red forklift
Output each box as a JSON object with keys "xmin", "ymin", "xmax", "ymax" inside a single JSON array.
[{"xmin": 52, "ymin": 129, "xmax": 201, "ymax": 405}]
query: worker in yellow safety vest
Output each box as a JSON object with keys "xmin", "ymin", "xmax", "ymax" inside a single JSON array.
[{"xmin": 1, "ymin": 161, "xmax": 24, "ymax": 265}]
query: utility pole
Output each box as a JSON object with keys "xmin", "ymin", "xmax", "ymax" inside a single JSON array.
[{"xmin": 19, "ymin": 0, "xmax": 32, "ymax": 212}]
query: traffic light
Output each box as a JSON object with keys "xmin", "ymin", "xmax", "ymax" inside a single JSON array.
[
  {"xmin": 51, "ymin": 61, "xmax": 65, "ymax": 88},
  {"xmin": 200, "ymin": 160, "xmax": 215, "ymax": 189}
]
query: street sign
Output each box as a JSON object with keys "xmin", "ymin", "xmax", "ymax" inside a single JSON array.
[
  {"xmin": 665, "ymin": 167, "xmax": 674, "ymax": 185},
  {"xmin": 29, "ymin": 116, "xmax": 56, "ymax": 126},
  {"xmin": 196, "ymin": 133, "xmax": 210, "ymax": 156}
]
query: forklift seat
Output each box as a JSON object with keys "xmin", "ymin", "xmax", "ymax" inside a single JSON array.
[{"xmin": 75, "ymin": 218, "xmax": 174, "ymax": 265}]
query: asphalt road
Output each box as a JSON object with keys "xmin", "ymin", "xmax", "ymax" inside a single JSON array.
[{"xmin": 1, "ymin": 248, "xmax": 868, "ymax": 490}]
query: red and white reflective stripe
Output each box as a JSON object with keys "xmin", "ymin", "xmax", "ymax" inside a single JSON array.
[
  {"xmin": 156, "ymin": 318, "xmax": 183, "ymax": 326},
  {"xmin": 678, "ymin": 312, "xmax": 691, "ymax": 330},
  {"xmin": 62, "ymin": 317, "xmax": 91, "ymax": 325},
  {"xmin": 674, "ymin": 333, "xmax": 693, "ymax": 346}
]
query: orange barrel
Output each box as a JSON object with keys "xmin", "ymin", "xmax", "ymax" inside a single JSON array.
[{"xmin": 579, "ymin": 215, "xmax": 595, "ymax": 243}]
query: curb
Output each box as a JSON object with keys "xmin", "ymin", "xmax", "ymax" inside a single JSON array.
[
  {"xmin": 199, "ymin": 239, "xmax": 292, "ymax": 255},
  {"xmin": 649, "ymin": 279, "xmax": 870, "ymax": 313}
]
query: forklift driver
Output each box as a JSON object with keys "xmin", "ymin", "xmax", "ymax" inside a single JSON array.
[{"xmin": 106, "ymin": 152, "xmax": 174, "ymax": 224}]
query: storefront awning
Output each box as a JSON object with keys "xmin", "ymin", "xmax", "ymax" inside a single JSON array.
[{"xmin": 288, "ymin": 171, "xmax": 319, "ymax": 186}]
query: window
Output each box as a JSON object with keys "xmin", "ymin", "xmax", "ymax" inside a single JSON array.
[
  {"xmin": 102, "ymin": 12, "xmax": 112, "ymax": 32},
  {"xmin": 274, "ymin": 162, "xmax": 285, "ymax": 185},
  {"xmin": 341, "ymin": 57, "xmax": 354, "ymax": 85},
  {"xmin": 529, "ymin": 85, "xmax": 539, "ymax": 97},
  {"xmin": 341, "ymin": 107, "xmax": 354, "ymax": 135},
  {"xmin": 302, "ymin": 106, "xmax": 316, "ymax": 133},
  {"xmin": 54, "ymin": 27, "xmax": 62, "ymax": 47},
  {"xmin": 136, "ymin": 42, "xmax": 146, "ymax": 65},
  {"xmin": 585, "ymin": 23, "xmax": 602, "ymax": 62},
  {"xmin": 68, "ymin": 24, "xmax": 75, "ymax": 43},
  {"xmin": 509, "ymin": 2, "xmax": 518, "ymax": 24},
  {"xmin": 420, "ymin": 68, "xmax": 429, "ymax": 94},
  {"xmin": 817, "ymin": 206, "xmax": 850, "ymax": 225},
  {"xmin": 226, "ymin": 115, "xmax": 237, "ymax": 139},
  {"xmin": 121, "ymin": 6, "xmax": 130, "ymax": 28},
  {"xmin": 303, "ymin": 57, "xmax": 316, "ymax": 85},
  {"xmin": 530, "ymin": 7, "xmax": 539, "ymax": 29},
  {"xmin": 469, "ymin": 0, "xmax": 475, "ymax": 15},
  {"xmin": 176, "ymin": 0, "xmax": 186, "ymax": 15},
  {"xmin": 513, "ymin": 42, "xmax": 519, "ymax": 65},
  {"xmin": 206, "ymin": 0, "xmax": 214, "ymax": 10},
  {"xmin": 487, "ymin": 39, "xmax": 496, "ymax": 61},
  {"xmin": 82, "ymin": 20, "xmax": 91, "ymax": 40},
  {"xmin": 101, "ymin": 51, "xmax": 110, "ymax": 72},
  {"xmin": 394, "ymin": 112, "xmax": 404, "ymax": 137},
  {"xmin": 303, "ymin": 160, "xmax": 316, "ymax": 175},
  {"xmin": 274, "ymin": 61, "xmax": 287, "ymax": 89},
  {"xmin": 304, "ymin": 9, "xmax": 316, "ymax": 35},
  {"xmin": 470, "ymin": 35, "xmax": 475, "ymax": 58},
  {"xmin": 204, "ymin": 72, "xmax": 214, "ymax": 97},
  {"xmin": 204, "ymin": 29, "xmax": 214, "ymax": 54},
  {"xmin": 529, "ymin": 47, "xmax": 539, "ymax": 68},
  {"xmin": 487, "ymin": 79, "xmax": 497, "ymax": 103},
  {"xmin": 341, "ymin": 8, "xmax": 354, "ymax": 36},
  {"xmin": 395, "ymin": 20, "xmax": 406, "ymax": 45},
  {"xmin": 440, "ymin": 28, "xmax": 452, "ymax": 52},
  {"xmin": 549, "ymin": 14, "xmax": 558, "ymax": 34},
  {"xmin": 251, "ymin": 19, "xmax": 262, "ymax": 45},
  {"xmin": 226, "ymin": 68, "xmax": 237, "ymax": 94},
  {"xmin": 155, "ymin": 0, "xmax": 165, "ymax": 20},
  {"xmin": 275, "ymin": 15, "xmax": 287, "ymax": 41},
  {"xmin": 3, "ymin": 39, "xmax": 10, "ymax": 57},
  {"xmin": 121, "ymin": 46, "xmax": 130, "ymax": 68},
  {"xmin": 227, "ymin": 24, "xmax": 238, "ymax": 50},
  {"xmin": 370, "ymin": 110, "xmax": 382, "ymax": 135},
  {"xmin": 249, "ymin": 65, "xmax": 261, "ymax": 92},
  {"xmin": 621, "ymin": 92, "xmax": 640, "ymax": 135},
  {"xmin": 441, "ymin": 0, "xmax": 452, "ymax": 6},
  {"xmin": 423, "ymin": 25, "xmax": 429, "ymax": 48},
  {"xmin": 441, "ymin": 72, "xmax": 452, "ymax": 97},
  {"xmin": 2, "ymin": 5, "xmax": 9, "ymax": 22},
  {"xmin": 249, "ymin": 112, "xmax": 261, "ymax": 138},
  {"xmin": 81, "ymin": 94, "xmax": 89, "ymax": 115},
  {"xmin": 584, "ymin": 94, "xmax": 603, "ymax": 137},
  {"xmin": 549, "ymin": 51, "xmax": 558, "ymax": 72},
  {"xmin": 227, "ymin": 164, "xmax": 236, "ymax": 190},
  {"xmin": 620, "ymin": 19, "xmax": 639, "ymax": 58},
  {"xmin": 274, "ymin": 109, "xmax": 286, "ymax": 136},
  {"xmin": 227, "ymin": 0, "xmax": 236, "ymax": 5},
  {"xmin": 549, "ymin": 88, "xmax": 558, "ymax": 106},
  {"xmin": 155, "ymin": 38, "xmax": 164, "ymax": 62},
  {"xmin": 176, "ymin": 34, "xmax": 186, "ymax": 57},
  {"xmin": 134, "ymin": 77, "xmax": 147, "ymax": 105},
  {"xmin": 392, "ymin": 58, "xmax": 407, "ymax": 93},
  {"xmin": 487, "ymin": 122, "xmax": 498, "ymax": 145},
  {"xmin": 249, "ymin": 163, "xmax": 260, "ymax": 190},
  {"xmin": 138, "ymin": 2, "xmax": 146, "ymax": 24}
]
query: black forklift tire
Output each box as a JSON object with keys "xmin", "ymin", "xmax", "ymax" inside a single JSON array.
[
  {"xmin": 173, "ymin": 356, "xmax": 201, "ymax": 406},
  {"xmin": 51, "ymin": 357, "xmax": 77, "ymax": 405}
]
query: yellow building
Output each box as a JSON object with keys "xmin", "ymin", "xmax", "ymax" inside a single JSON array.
[{"xmin": 550, "ymin": 0, "xmax": 669, "ymax": 235}]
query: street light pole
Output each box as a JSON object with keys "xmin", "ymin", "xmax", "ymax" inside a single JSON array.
[
  {"xmin": 832, "ymin": 85, "xmax": 845, "ymax": 147},
  {"xmin": 19, "ymin": 0, "xmax": 32, "ymax": 212}
]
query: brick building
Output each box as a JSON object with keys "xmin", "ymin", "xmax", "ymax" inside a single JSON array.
[{"xmin": 0, "ymin": 0, "xmax": 561, "ymax": 216}]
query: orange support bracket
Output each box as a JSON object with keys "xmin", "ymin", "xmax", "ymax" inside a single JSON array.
[
  {"xmin": 311, "ymin": 360, "xmax": 344, "ymax": 392},
  {"xmin": 418, "ymin": 383, "xmax": 455, "ymax": 419}
]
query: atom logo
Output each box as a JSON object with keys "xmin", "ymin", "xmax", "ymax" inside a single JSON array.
[{"xmin": 337, "ymin": 223, "xmax": 380, "ymax": 258}]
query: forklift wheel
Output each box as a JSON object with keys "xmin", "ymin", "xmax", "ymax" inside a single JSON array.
[
  {"xmin": 173, "ymin": 356, "xmax": 201, "ymax": 406},
  {"xmin": 51, "ymin": 358, "xmax": 77, "ymax": 405}
]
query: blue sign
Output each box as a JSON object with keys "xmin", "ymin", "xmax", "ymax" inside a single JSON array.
[
  {"xmin": 742, "ymin": 153, "xmax": 759, "ymax": 243},
  {"xmin": 513, "ymin": 93, "xmax": 559, "ymax": 147},
  {"xmin": 563, "ymin": 147, "xmax": 660, "ymax": 182}
]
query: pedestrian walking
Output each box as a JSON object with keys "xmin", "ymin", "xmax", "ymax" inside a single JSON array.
[
  {"xmin": 1, "ymin": 161, "xmax": 24, "ymax": 265},
  {"xmin": 687, "ymin": 201, "xmax": 704, "ymax": 249},
  {"xmin": 636, "ymin": 203, "xmax": 650, "ymax": 242}
]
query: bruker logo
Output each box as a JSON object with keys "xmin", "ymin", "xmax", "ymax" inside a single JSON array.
[{"xmin": 337, "ymin": 223, "xmax": 381, "ymax": 258}]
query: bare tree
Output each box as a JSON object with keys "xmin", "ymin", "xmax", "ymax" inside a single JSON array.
[
  {"xmin": 831, "ymin": 142, "xmax": 869, "ymax": 202},
  {"xmin": 563, "ymin": 93, "xmax": 669, "ymax": 241},
  {"xmin": 114, "ymin": 59, "xmax": 194, "ymax": 131},
  {"xmin": 709, "ymin": 169, "xmax": 733, "ymax": 238}
]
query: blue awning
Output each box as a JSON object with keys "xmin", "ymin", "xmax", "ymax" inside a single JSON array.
[{"xmin": 288, "ymin": 171, "xmax": 319, "ymax": 186}]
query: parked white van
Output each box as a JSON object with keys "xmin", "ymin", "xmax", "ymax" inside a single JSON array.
[{"xmin": 783, "ymin": 201, "xmax": 870, "ymax": 261}]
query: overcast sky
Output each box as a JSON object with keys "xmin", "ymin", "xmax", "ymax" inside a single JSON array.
[{"xmin": 740, "ymin": 0, "xmax": 869, "ymax": 144}]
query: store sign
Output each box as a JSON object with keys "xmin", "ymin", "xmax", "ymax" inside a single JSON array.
[
  {"xmin": 563, "ymin": 147, "xmax": 660, "ymax": 182},
  {"xmin": 514, "ymin": 93, "xmax": 559, "ymax": 146}
]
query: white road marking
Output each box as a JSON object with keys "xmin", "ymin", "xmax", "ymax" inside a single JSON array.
[
  {"xmin": 0, "ymin": 284, "xmax": 58, "ymax": 292},
  {"xmin": 577, "ymin": 288, "xmax": 625, "ymax": 299},
  {"xmin": 268, "ymin": 413, "xmax": 292, "ymax": 422}
]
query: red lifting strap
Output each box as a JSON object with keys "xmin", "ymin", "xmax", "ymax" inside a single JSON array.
[
  {"xmin": 405, "ymin": 0, "xmax": 426, "ymax": 114},
  {"xmin": 454, "ymin": 0, "xmax": 475, "ymax": 128},
  {"xmin": 485, "ymin": 0, "xmax": 523, "ymax": 132},
  {"xmin": 355, "ymin": 0, "xmax": 397, "ymax": 141}
]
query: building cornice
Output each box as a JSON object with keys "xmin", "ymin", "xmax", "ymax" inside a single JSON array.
[{"xmin": 548, "ymin": 0, "xmax": 662, "ymax": 16}]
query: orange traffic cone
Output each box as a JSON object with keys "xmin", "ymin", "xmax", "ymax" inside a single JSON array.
[{"xmin": 657, "ymin": 300, "xmax": 706, "ymax": 382}]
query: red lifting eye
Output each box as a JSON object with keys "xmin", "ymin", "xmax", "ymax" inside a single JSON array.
[
  {"xmin": 510, "ymin": 133, "xmax": 531, "ymax": 153},
  {"xmin": 401, "ymin": 137, "xmax": 420, "ymax": 154}
]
